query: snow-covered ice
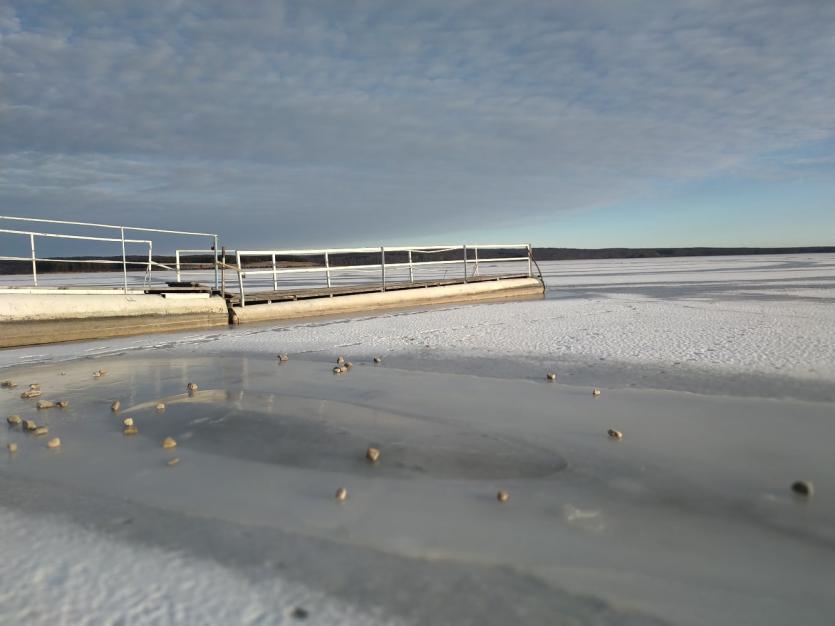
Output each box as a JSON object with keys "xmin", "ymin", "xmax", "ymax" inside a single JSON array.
[{"xmin": 1, "ymin": 254, "xmax": 834, "ymax": 625}]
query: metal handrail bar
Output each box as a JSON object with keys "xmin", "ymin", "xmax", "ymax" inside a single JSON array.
[
  {"xmin": 239, "ymin": 257, "xmax": 530, "ymax": 276},
  {"xmin": 0, "ymin": 215, "xmax": 216, "ymax": 238},
  {"xmin": 0, "ymin": 227, "xmax": 150, "ymax": 245}
]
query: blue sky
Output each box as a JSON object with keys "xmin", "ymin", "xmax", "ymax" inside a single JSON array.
[{"xmin": 1, "ymin": 0, "xmax": 833, "ymax": 250}]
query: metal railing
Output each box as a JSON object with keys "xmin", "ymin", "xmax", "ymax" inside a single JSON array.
[
  {"xmin": 232, "ymin": 244, "xmax": 534, "ymax": 306},
  {"xmin": 0, "ymin": 216, "xmax": 220, "ymax": 293}
]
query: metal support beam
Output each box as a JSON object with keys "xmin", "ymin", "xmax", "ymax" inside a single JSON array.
[{"xmin": 30, "ymin": 234, "xmax": 37, "ymax": 286}]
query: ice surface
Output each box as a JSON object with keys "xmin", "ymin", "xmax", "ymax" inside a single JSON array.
[{"xmin": 1, "ymin": 254, "xmax": 834, "ymax": 625}]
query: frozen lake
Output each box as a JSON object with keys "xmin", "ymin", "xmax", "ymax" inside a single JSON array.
[{"xmin": 1, "ymin": 254, "xmax": 834, "ymax": 625}]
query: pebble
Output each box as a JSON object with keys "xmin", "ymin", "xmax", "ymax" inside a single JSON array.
[
  {"xmin": 47, "ymin": 437, "xmax": 61, "ymax": 449},
  {"xmin": 6, "ymin": 415, "xmax": 22, "ymax": 426},
  {"xmin": 607, "ymin": 428, "xmax": 623, "ymax": 440},
  {"xmin": 34, "ymin": 426, "xmax": 49, "ymax": 436},
  {"xmin": 122, "ymin": 417, "xmax": 134, "ymax": 427},
  {"xmin": 546, "ymin": 372, "xmax": 557, "ymax": 381},
  {"xmin": 111, "ymin": 400, "xmax": 121, "ymax": 412},
  {"xmin": 791, "ymin": 481, "xmax": 814, "ymax": 497},
  {"xmin": 123, "ymin": 425, "xmax": 139, "ymax": 436},
  {"xmin": 497, "ymin": 490, "xmax": 510, "ymax": 503},
  {"xmin": 592, "ymin": 388, "xmax": 602, "ymax": 396},
  {"xmin": 162, "ymin": 436, "xmax": 177, "ymax": 449},
  {"xmin": 366, "ymin": 447, "xmax": 381, "ymax": 463},
  {"xmin": 7, "ymin": 443, "xmax": 17, "ymax": 453},
  {"xmin": 167, "ymin": 457, "xmax": 180, "ymax": 466},
  {"xmin": 335, "ymin": 487, "xmax": 348, "ymax": 501},
  {"xmin": 373, "ymin": 357, "xmax": 382, "ymax": 364},
  {"xmin": 1, "ymin": 380, "xmax": 16, "ymax": 388},
  {"xmin": 23, "ymin": 420, "xmax": 38, "ymax": 431},
  {"xmin": 155, "ymin": 402, "xmax": 166, "ymax": 412},
  {"xmin": 36, "ymin": 400, "xmax": 55, "ymax": 410},
  {"xmin": 20, "ymin": 389, "xmax": 42, "ymax": 399}
]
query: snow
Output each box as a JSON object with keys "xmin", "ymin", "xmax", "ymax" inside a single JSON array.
[{"xmin": 1, "ymin": 254, "xmax": 834, "ymax": 625}]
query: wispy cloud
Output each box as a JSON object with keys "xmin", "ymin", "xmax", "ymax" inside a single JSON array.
[{"xmin": 1, "ymin": 0, "xmax": 833, "ymax": 245}]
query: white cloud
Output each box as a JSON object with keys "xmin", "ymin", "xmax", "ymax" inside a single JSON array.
[{"xmin": 1, "ymin": 0, "xmax": 833, "ymax": 245}]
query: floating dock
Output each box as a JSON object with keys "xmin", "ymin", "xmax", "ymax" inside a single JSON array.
[{"xmin": 0, "ymin": 215, "xmax": 545, "ymax": 348}]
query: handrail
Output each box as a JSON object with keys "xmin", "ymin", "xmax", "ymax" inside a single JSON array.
[
  {"xmin": 232, "ymin": 244, "xmax": 535, "ymax": 307},
  {"xmin": 0, "ymin": 215, "xmax": 221, "ymax": 291}
]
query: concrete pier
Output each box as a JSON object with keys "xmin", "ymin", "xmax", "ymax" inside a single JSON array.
[
  {"xmin": 231, "ymin": 277, "xmax": 544, "ymax": 324},
  {"xmin": 0, "ymin": 293, "xmax": 229, "ymax": 348}
]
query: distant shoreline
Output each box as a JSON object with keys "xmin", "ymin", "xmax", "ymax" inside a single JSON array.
[{"xmin": 0, "ymin": 247, "xmax": 832, "ymax": 275}]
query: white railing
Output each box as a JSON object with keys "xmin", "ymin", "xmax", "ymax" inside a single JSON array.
[
  {"xmin": 0, "ymin": 216, "xmax": 220, "ymax": 293},
  {"xmin": 231, "ymin": 244, "xmax": 534, "ymax": 306}
]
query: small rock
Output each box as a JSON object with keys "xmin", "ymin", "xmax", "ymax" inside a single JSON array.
[
  {"xmin": 592, "ymin": 388, "xmax": 602, "ymax": 396},
  {"xmin": 372, "ymin": 357, "xmax": 382, "ymax": 364},
  {"xmin": 34, "ymin": 426, "xmax": 49, "ymax": 436},
  {"xmin": 6, "ymin": 415, "xmax": 22, "ymax": 426},
  {"xmin": 290, "ymin": 607, "xmax": 309, "ymax": 620},
  {"xmin": 366, "ymin": 447, "xmax": 381, "ymax": 463},
  {"xmin": 546, "ymin": 372, "xmax": 557, "ymax": 381},
  {"xmin": 155, "ymin": 402, "xmax": 166, "ymax": 412},
  {"xmin": 111, "ymin": 400, "xmax": 121, "ymax": 412},
  {"xmin": 47, "ymin": 437, "xmax": 61, "ymax": 449},
  {"xmin": 1, "ymin": 380, "xmax": 16, "ymax": 388},
  {"xmin": 791, "ymin": 481, "xmax": 814, "ymax": 497},
  {"xmin": 23, "ymin": 419, "xmax": 38, "ymax": 431},
  {"xmin": 336, "ymin": 356, "xmax": 345, "ymax": 365},
  {"xmin": 335, "ymin": 487, "xmax": 348, "ymax": 501},
  {"xmin": 167, "ymin": 457, "xmax": 180, "ymax": 466},
  {"xmin": 7, "ymin": 442, "xmax": 17, "ymax": 453},
  {"xmin": 497, "ymin": 490, "xmax": 510, "ymax": 503},
  {"xmin": 56, "ymin": 400, "xmax": 69, "ymax": 409},
  {"xmin": 607, "ymin": 428, "xmax": 623, "ymax": 440},
  {"xmin": 122, "ymin": 417, "xmax": 134, "ymax": 427},
  {"xmin": 36, "ymin": 400, "xmax": 55, "ymax": 410},
  {"xmin": 20, "ymin": 389, "xmax": 42, "ymax": 399},
  {"xmin": 123, "ymin": 425, "xmax": 139, "ymax": 436},
  {"xmin": 162, "ymin": 436, "xmax": 177, "ymax": 449}
]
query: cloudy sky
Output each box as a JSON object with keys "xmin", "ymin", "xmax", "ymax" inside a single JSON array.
[{"xmin": 1, "ymin": 0, "xmax": 833, "ymax": 251}]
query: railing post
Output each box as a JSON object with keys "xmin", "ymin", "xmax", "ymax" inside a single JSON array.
[
  {"xmin": 146, "ymin": 241, "xmax": 153, "ymax": 286},
  {"xmin": 175, "ymin": 250, "xmax": 181, "ymax": 282},
  {"xmin": 236, "ymin": 251, "xmax": 245, "ymax": 307},
  {"xmin": 221, "ymin": 246, "xmax": 226, "ymax": 298},
  {"xmin": 474, "ymin": 247, "xmax": 479, "ymax": 277},
  {"xmin": 324, "ymin": 251, "xmax": 332, "ymax": 288},
  {"xmin": 527, "ymin": 244, "xmax": 533, "ymax": 278},
  {"xmin": 271, "ymin": 253, "xmax": 278, "ymax": 291},
  {"xmin": 213, "ymin": 235, "xmax": 219, "ymax": 290},
  {"xmin": 120, "ymin": 226, "xmax": 128, "ymax": 294},
  {"xmin": 463, "ymin": 244, "xmax": 468, "ymax": 283},
  {"xmin": 380, "ymin": 246, "xmax": 386, "ymax": 291},
  {"xmin": 408, "ymin": 249, "xmax": 414, "ymax": 283},
  {"xmin": 30, "ymin": 234, "xmax": 37, "ymax": 286}
]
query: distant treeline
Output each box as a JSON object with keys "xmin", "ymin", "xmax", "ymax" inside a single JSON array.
[{"xmin": 1, "ymin": 246, "xmax": 833, "ymax": 275}]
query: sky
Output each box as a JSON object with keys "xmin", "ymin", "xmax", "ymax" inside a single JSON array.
[{"xmin": 1, "ymin": 0, "xmax": 833, "ymax": 253}]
